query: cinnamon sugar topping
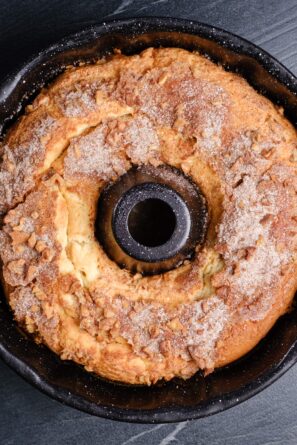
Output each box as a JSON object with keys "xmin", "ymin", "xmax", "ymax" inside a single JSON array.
[{"xmin": 0, "ymin": 47, "xmax": 296, "ymax": 384}]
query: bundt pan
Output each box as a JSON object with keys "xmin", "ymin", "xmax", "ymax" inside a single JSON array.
[{"xmin": 0, "ymin": 17, "xmax": 297, "ymax": 423}]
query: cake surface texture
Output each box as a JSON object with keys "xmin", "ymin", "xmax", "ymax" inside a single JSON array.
[{"xmin": 0, "ymin": 47, "xmax": 296, "ymax": 384}]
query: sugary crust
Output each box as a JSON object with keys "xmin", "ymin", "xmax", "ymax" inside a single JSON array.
[{"xmin": 0, "ymin": 47, "xmax": 296, "ymax": 384}]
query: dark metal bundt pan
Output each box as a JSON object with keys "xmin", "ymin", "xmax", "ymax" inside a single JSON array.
[{"xmin": 0, "ymin": 17, "xmax": 297, "ymax": 423}]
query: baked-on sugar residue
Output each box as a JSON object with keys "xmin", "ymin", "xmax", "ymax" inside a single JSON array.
[
  {"xmin": 0, "ymin": 115, "xmax": 56, "ymax": 214},
  {"xmin": 118, "ymin": 296, "xmax": 229, "ymax": 370},
  {"xmin": 64, "ymin": 115, "xmax": 160, "ymax": 181},
  {"xmin": 214, "ymin": 135, "xmax": 294, "ymax": 320}
]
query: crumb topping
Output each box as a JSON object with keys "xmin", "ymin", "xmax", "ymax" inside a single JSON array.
[{"xmin": 0, "ymin": 47, "xmax": 296, "ymax": 384}]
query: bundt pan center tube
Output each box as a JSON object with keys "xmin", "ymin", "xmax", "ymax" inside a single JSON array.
[
  {"xmin": 0, "ymin": 17, "xmax": 297, "ymax": 423},
  {"xmin": 97, "ymin": 165, "xmax": 208, "ymax": 274}
]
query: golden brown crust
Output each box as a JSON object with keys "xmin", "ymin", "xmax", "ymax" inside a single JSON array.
[{"xmin": 0, "ymin": 47, "xmax": 296, "ymax": 385}]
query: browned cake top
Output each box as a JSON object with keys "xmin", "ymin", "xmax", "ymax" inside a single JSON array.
[{"xmin": 0, "ymin": 47, "xmax": 296, "ymax": 384}]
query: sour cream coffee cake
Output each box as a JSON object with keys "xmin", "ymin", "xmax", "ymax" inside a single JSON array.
[{"xmin": 0, "ymin": 48, "xmax": 296, "ymax": 384}]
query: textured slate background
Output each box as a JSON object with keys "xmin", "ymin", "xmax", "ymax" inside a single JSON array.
[{"xmin": 1, "ymin": 0, "xmax": 297, "ymax": 444}]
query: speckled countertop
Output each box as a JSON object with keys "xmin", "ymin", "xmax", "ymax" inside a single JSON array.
[{"xmin": 1, "ymin": 1, "xmax": 297, "ymax": 444}]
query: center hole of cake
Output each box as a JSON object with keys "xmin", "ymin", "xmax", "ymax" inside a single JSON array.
[{"xmin": 128, "ymin": 198, "xmax": 176, "ymax": 247}]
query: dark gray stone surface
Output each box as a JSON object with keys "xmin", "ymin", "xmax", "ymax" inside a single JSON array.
[{"xmin": 0, "ymin": 0, "xmax": 297, "ymax": 443}]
